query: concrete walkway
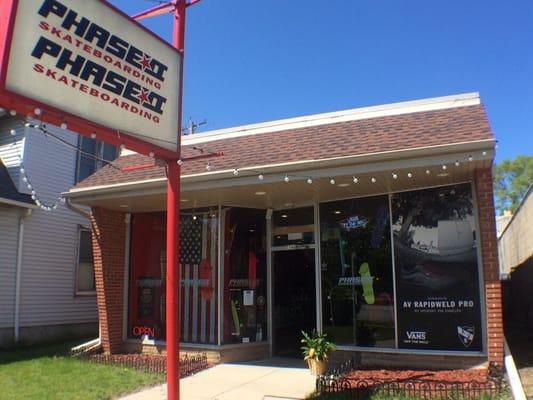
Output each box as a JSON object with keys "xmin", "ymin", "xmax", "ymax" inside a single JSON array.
[{"xmin": 119, "ymin": 358, "xmax": 317, "ymax": 400}]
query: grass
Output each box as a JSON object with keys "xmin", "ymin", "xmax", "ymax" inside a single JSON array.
[{"xmin": 0, "ymin": 340, "xmax": 165, "ymax": 400}]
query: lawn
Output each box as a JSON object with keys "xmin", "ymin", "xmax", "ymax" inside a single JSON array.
[{"xmin": 0, "ymin": 340, "xmax": 164, "ymax": 400}]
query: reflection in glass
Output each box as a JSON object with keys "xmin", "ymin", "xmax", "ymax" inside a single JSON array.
[{"xmin": 320, "ymin": 195, "xmax": 395, "ymax": 348}]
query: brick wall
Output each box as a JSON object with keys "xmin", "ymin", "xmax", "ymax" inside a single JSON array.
[
  {"xmin": 91, "ymin": 207, "xmax": 126, "ymax": 354},
  {"xmin": 475, "ymin": 168, "xmax": 504, "ymax": 364}
]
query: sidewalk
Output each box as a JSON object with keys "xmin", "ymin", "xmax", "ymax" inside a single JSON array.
[{"xmin": 119, "ymin": 358, "xmax": 317, "ymax": 400}]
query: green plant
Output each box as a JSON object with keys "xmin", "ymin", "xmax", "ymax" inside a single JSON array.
[{"xmin": 301, "ymin": 330, "xmax": 336, "ymax": 361}]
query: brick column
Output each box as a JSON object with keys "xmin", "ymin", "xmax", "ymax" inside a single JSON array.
[
  {"xmin": 475, "ymin": 168, "xmax": 504, "ymax": 365},
  {"xmin": 91, "ymin": 207, "xmax": 126, "ymax": 354}
]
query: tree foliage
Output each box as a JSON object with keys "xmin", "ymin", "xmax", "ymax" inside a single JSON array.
[{"xmin": 494, "ymin": 155, "xmax": 533, "ymax": 215}]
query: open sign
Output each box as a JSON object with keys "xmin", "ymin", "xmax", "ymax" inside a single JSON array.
[{"xmin": 132, "ymin": 325, "xmax": 155, "ymax": 338}]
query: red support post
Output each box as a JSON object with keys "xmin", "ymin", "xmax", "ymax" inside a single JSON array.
[{"xmin": 166, "ymin": 2, "xmax": 187, "ymax": 400}]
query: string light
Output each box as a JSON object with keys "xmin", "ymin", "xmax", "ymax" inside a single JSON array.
[
  {"xmin": 353, "ymin": 176, "xmax": 359, "ymax": 184},
  {"xmin": 442, "ymin": 165, "xmax": 447, "ymax": 170},
  {"xmin": 177, "ymin": 158, "xmax": 183, "ymax": 165},
  {"xmin": 60, "ymin": 122, "xmax": 68, "ymax": 130},
  {"xmin": 454, "ymin": 160, "xmax": 460, "ymax": 167},
  {"xmin": 258, "ymin": 173, "xmax": 264, "ymax": 181},
  {"xmin": 34, "ymin": 108, "xmax": 42, "ymax": 116},
  {"xmin": 90, "ymin": 132, "xmax": 96, "ymax": 139},
  {"xmin": 120, "ymin": 144, "xmax": 126, "ymax": 151},
  {"xmin": 371, "ymin": 177, "xmax": 377, "ymax": 183},
  {"xmin": 407, "ymin": 172, "xmax": 413, "ymax": 178},
  {"xmin": 206, "ymin": 161, "xmax": 211, "ymax": 171},
  {"xmin": 468, "ymin": 155, "xmax": 473, "ymax": 162},
  {"xmin": 392, "ymin": 173, "xmax": 398, "ymax": 180},
  {"xmin": 307, "ymin": 177, "xmax": 313, "ymax": 184},
  {"xmin": 426, "ymin": 169, "xmax": 431, "ymax": 175},
  {"xmin": 10, "ymin": 129, "xmax": 16, "ymax": 136},
  {"xmin": 329, "ymin": 177, "xmax": 336, "ymax": 185},
  {"xmin": 9, "ymin": 110, "xmax": 16, "ymax": 116},
  {"xmin": 233, "ymin": 168, "xmax": 239, "ymax": 176},
  {"xmin": 482, "ymin": 151, "xmax": 487, "ymax": 156},
  {"xmin": 284, "ymin": 173, "xmax": 290, "ymax": 183}
]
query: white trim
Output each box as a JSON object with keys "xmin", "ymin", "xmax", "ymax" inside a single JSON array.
[
  {"xmin": 65, "ymin": 141, "xmax": 495, "ymax": 200},
  {"xmin": 0, "ymin": 197, "xmax": 38, "ymax": 209},
  {"xmin": 181, "ymin": 93, "xmax": 481, "ymax": 145},
  {"xmin": 389, "ymin": 193, "xmax": 399, "ymax": 349},
  {"xmin": 314, "ymin": 201, "xmax": 322, "ymax": 333}
]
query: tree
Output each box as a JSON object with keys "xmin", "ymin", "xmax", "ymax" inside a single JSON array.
[{"xmin": 494, "ymin": 156, "xmax": 533, "ymax": 215}]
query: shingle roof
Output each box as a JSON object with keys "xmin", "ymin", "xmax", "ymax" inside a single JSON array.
[
  {"xmin": 0, "ymin": 160, "xmax": 34, "ymax": 205},
  {"xmin": 73, "ymin": 102, "xmax": 493, "ymax": 190}
]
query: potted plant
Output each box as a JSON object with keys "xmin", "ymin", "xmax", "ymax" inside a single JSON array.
[{"xmin": 301, "ymin": 330, "xmax": 335, "ymax": 376}]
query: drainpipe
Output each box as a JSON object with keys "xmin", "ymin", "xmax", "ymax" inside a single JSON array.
[
  {"xmin": 14, "ymin": 209, "xmax": 31, "ymax": 342},
  {"xmin": 504, "ymin": 338, "xmax": 527, "ymax": 400}
]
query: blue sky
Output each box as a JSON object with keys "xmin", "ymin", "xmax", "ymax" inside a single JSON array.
[{"xmin": 110, "ymin": 0, "xmax": 533, "ymax": 163}]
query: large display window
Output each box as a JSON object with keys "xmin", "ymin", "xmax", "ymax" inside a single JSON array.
[
  {"xmin": 128, "ymin": 210, "xmax": 219, "ymax": 344},
  {"xmin": 391, "ymin": 183, "xmax": 482, "ymax": 351},
  {"xmin": 320, "ymin": 195, "xmax": 395, "ymax": 348}
]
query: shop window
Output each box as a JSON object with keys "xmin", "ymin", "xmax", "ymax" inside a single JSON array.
[
  {"xmin": 222, "ymin": 208, "xmax": 267, "ymax": 344},
  {"xmin": 272, "ymin": 207, "xmax": 314, "ymax": 247},
  {"xmin": 128, "ymin": 210, "xmax": 219, "ymax": 343},
  {"xmin": 391, "ymin": 183, "xmax": 482, "ymax": 351},
  {"xmin": 76, "ymin": 136, "xmax": 117, "ymax": 183},
  {"xmin": 320, "ymin": 195, "xmax": 395, "ymax": 348},
  {"xmin": 76, "ymin": 228, "xmax": 96, "ymax": 294}
]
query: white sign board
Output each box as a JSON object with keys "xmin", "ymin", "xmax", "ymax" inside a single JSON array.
[{"xmin": 5, "ymin": 0, "xmax": 180, "ymax": 152}]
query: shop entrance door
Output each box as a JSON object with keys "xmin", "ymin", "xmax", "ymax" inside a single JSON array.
[
  {"xmin": 273, "ymin": 248, "xmax": 316, "ymax": 356},
  {"xmin": 271, "ymin": 207, "xmax": 316, "ymax": 357}
]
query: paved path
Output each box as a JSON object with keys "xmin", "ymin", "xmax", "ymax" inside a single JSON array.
[{"xmin": 119, "ymin": 358, "xmax": 316, "ymax": 400}]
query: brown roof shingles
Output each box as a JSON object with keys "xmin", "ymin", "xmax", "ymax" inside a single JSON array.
[{"xmin": 73, "ymin": 104, "xmax": 493, "ymax": 189}]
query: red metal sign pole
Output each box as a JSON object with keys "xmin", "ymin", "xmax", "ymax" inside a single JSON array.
[
  {"xmin": 167, "ymin": 2, "xmax": 186, "ymax": 399},
  {"xmin": 134, "ymin": 1, "xmax": 192, "ymax": 399}
]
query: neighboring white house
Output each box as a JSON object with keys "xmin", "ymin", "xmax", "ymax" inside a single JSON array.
[{"xmin": 0, "ymin": 110, "xmax": 116, "ymax": 346}]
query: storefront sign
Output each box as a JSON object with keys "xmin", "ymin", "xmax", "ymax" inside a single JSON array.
[
  {"xmin": 1, "ymin": 0, "xmax": 180, "ymax": 152},
  {"xmin": 392, "ymin": 184, "xmax": 482, "ymax": 351},
  {"xmin": 132, "ymin": 325, "xmax": 155, "ymax": 338}
]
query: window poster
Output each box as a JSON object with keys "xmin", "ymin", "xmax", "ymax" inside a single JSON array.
[{"xmin": 391, "ymin": 183, "xmax": 482, "ymax": 351}]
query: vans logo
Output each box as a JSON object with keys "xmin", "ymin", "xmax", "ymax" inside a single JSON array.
[
  {"xmin": 406, "ymin": 331, "xmax": 426, "ymax": 340},
  {"xmin": 457, "ymin": 326, "xmax": 475, "ymax": 347}
]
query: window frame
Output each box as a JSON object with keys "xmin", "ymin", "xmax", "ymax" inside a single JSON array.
[{"xmin": 75, "ymin": 226, "xmax": 96, "ymax": 296}]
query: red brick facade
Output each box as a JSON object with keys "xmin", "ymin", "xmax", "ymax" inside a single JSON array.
[
  {"xmin": 475, "ymin": 168, "xmax": 504, "ymax": 364},
  {"xmin": 91, "ymin": 207, "xmax": 126, "ymax": 354}
]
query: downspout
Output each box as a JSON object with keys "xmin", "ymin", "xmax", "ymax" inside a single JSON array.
[
  {"xmin": 14, "ymin": 209, "xmax": 31, "ymax": 342},
  {"xmin": 65, "ymin": 198, "xmax": 91, "ymax": 220}
]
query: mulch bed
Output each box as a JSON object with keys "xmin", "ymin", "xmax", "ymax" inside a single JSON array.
[{"xmin": 344, "ymin": 368, "xmax": 489, "ymax": 385}]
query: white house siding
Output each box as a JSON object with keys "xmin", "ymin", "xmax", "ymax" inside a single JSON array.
[
  {"xmin": 499, "ymin": 187, "xmax": 533, "ymax": 275},
  {"xmin": 17, "ymin": 126, "xmax": 97, "ymax": 328},
  {"xmin": 0, "ymin": 206, "xmax": 20, "ymax": 329},
  {"xmin": 0, "ymin": 119, "xmax": 25, "ymax": 189}
]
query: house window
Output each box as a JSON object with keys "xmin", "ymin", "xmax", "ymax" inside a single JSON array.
[
  {"xmin": 76, "ymin": 136, "xmax": 117, "ymax": 183},
  {"xmin": 76, "ymin": 228, "xmax": 96, "ymax": 294}
]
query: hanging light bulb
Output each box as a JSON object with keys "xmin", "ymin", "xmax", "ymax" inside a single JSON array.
[
  {"xmin": 192, "ymin": 214, "xmax": 197, "ymax": 221},
  {"xmin": 442, "ymin": 165, "xmax": 447, "ymax": 170},
  {"xmin": 371, "ymin": 177, "xmax": 377, "ymax": 183},
  {"xmin": 9, "ymin": 110, "xmax": 16, "ymax": 116},
  {"xmin": 392, "ymin": 173, "xmax": 398, "ymax": 180},
  {"xmin": 258, "ymin": 173, "xmax": 264, "ymax": 181},
  {"xmin": 307, "ymin": 177, "xmax": 313, "ymax": 184},
  {"xmin": 90, "ymin": 132, "xmax": 97, "ymax": 139},
  {"xmin": 468, "ymin": 155, "xmax": 473, "ymax": 162},
  {"xmin": 329, "ymin": 177, "xmax": 336, "ymax": 185},
  {"xmin": 20, "ymin": 167, "xmax": 25, "ymax": 174},
  {"xmin": 60, "ymin": 122, "xmax": 67, "ymax": 130},
  {"xmin": 284, "ymin": 173, "xmax": 290, "ymax": 183},
  {"xmin": 27, "ymin": 184, "xmax": 32, "ymax": 190},
  {"xmin": 10, "ymin": 129, "xmax": 16, "ymax": 136},
  {"xmin": 34, "ymin": 108, "xmax": 42, "ymax": 116},
  {"xmin": 233, "ymin": 168, "xmax": 239, "ymax": 176},
  {"xmin": 120, "ymin": 144, "xmax": 126, "ymax": 151},
  {"xmin": 482, "ymin": 151, "xmax": 487, "ymax": 156},
  {"xmin": 425, "ymin": 169, "xmax": 431, "ymax": 175},
  {"xmin": 407, "ymin": 172, "xmax": 413, "ymax": 178},
  {"xmin": 177, "ymin": 158, "xmax": 183, "ymax": 166},
  {"xmin": 206, "ymin": 161, "xmax": 212, "ymax": 171},
  {"xmin": 148, "ymin": 151, "xmax": 155, "ymax": 158},
  {"xmin": 22, "ymin": 177, "xmax": 28, "ymax": 183},
  {"xmin": 454, "ymin": 160, "xmax": 460, "ymax": 167},
  {"xmin": 353, "ymin": 176, "xmax": 359, "ymax": 184}
]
